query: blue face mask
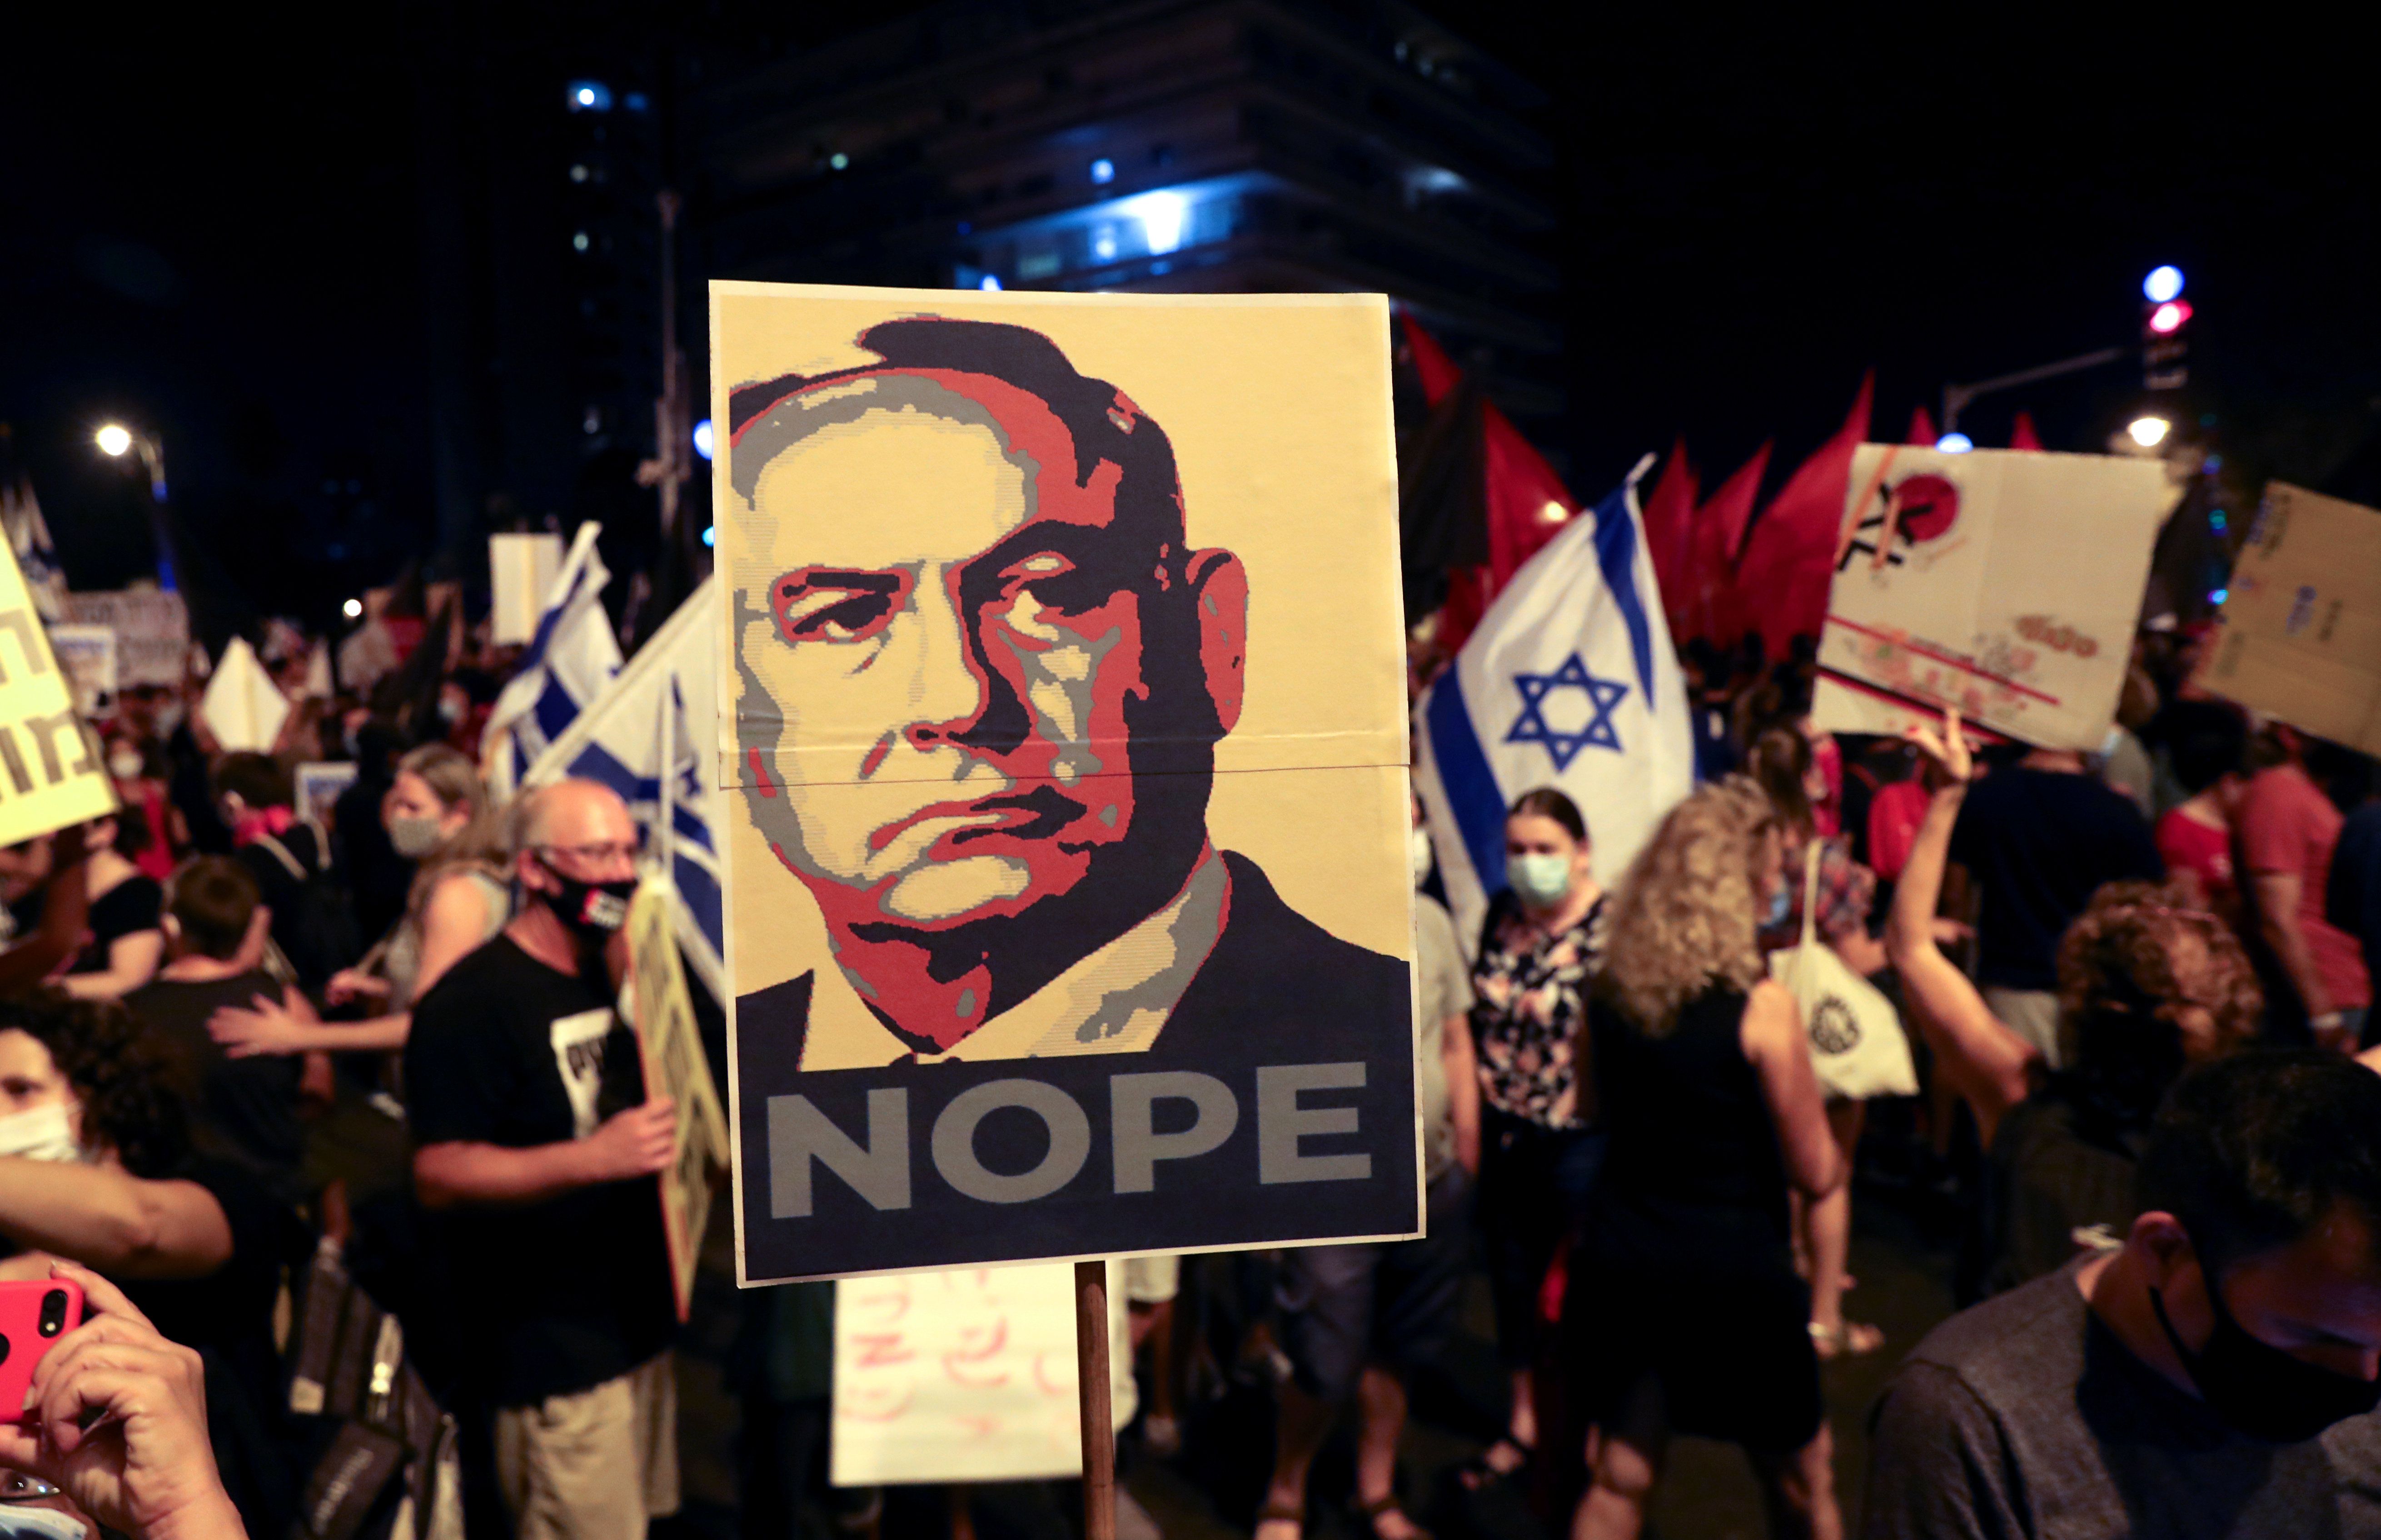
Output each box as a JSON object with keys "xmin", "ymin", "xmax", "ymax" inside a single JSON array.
[
  {"xmin": 1763, "ymin": 884, "xmax": 1794, "ymax": 929},
  {"xmin": 1509, "ymin": 852, "xmax": 1573, "ymax": 907}
]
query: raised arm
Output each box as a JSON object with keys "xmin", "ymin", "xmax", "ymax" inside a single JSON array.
[{"xmin": 1885, "ymin": 712, "xmax": 2038, "ymax": 1144}]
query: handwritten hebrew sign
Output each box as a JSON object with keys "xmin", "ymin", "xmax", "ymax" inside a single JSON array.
[{"xmin": 0, "ymin": 544, "xmax": 115, "ymax": 847}]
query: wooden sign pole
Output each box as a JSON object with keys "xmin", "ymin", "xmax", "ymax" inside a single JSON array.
[{"xmin": 1074, "ymin": 1260, "xmax": 1117, "ymax": 1540}]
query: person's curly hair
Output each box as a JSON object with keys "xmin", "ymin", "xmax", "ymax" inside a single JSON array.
[
  {"xmin": 1598, "ymin": 777, "xmax": 1780, "ymax": 1035},
  {"xmin": 0, "ymin": 990, "xmax": 187, "ymax": 1177},
  {"xmin": 2054, "ymin": 881, "xmax": 2262, "ymax": 1138}
]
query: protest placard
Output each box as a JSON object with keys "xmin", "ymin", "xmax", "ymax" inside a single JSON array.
[
  {"xmin": 294, "ymin": 762, "xmax": 359, "ymax": 828},
  {"xmin": 1811, "ymin": 446, "xmax": 2178, "ymax": 750},
  {"xmin": 2195, "ymin": 484, "xmax": 2381, "ymax": 751},
  {"xmin": 0, "ymin": 544, "xmax": 116, "ymax": 847},
  {"xmin": 714, "ymin": 283, "xmax": 1419, "ymax": 1285},
  {"xmin": 47, "ymin": 625, "xmax": 117, "ymax": 717},
  {"xmin": 628, "ymin": 876, "xmax": 731, "ymax": 1320},
  {"xmin": 200, "ymin": 638, "xmax": 289, "ymax": 752},
  {"xmin": 60, "ymin": 589, "xmax": 189, "ymax": 688},
  {"xmin": 489, "ymin": 533, "xmax": 565, "ymax": 646}
]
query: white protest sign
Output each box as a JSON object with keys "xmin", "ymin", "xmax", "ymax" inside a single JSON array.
[
  {"xmin": 0, "ymin": 549, "xmax": 116, "ymax": 846},
  {"xmin": 48, "ymin": 626, "xmax": 117, "ymax": 717},
  {"xmin": 60, "ymin": 590, "xmax": 189, "ymax": 689},
  {"xmin": 830, "ymin": 1262, "xmax": 1133, "ymax": 1486},
  {"xmin": 294, "ymin": 762, "xmax": 359, "ymax": 828},
  {"xmin": 1811, "ymin": 447, "xmax": 2177, "ymax": 750},
  {"xmin": 489, "ymin": 533, "xmax": 566, "ymax": 646},
  {"xmin": 201, "ymin": 637, "xmax": 289, "ymax": 752}
]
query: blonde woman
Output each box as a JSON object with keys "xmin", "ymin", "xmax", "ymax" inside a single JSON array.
[
  {"xmin": 207, "ymin": 744, "xmax": 510, "ymax": 1057},
  {"xmin": 1566, "ymin": 778, "xmax": 1846, "ymax": 1540}
]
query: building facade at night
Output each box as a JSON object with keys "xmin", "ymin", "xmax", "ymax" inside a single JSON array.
[{"xmin": 688, "ymin": 0, "xmax": 1562, "ymax": 424}]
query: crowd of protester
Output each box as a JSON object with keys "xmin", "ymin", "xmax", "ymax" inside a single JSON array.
[{"xmin": 14, "ymin": 596, "xmax": 2381, "ymax": 1540}]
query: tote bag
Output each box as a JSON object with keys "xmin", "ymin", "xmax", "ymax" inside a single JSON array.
[{"xmin": 1768, "ymin": 842, "xmax": 1918, "ymax": 1100}]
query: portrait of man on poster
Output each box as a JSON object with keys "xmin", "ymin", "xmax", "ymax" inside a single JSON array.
[{"xmin": 726, "ymin": 315, "xmax": 1407, "ymax": 1074}]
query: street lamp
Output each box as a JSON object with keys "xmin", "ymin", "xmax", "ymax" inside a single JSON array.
[
  {"xmin": 93, "ymin": 423, "xmax": 167, "ymax": 503},
  {"xmin": 2127, "ymin": 415, "xmax": 2172, "ymax": 449}
]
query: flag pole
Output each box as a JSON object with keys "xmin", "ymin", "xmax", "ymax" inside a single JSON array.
[{"xmin": 1074, "ymin": 1260, "xmax": 1116, "ymax": 1540}]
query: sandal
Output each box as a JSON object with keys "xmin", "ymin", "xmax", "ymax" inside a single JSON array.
[
  {"xmin": 1252, "ymin": 1500, "xmax": 1304, "ymax": 1540},
  {"xmin": 1455, "ymin": 1437, "xmax": 1533, "ymax": 1490},
  {"xmin": 1355, "ymin": 1493, "xmax": 1432, "ymax": 1540},
  {"xmin": 1809, "ymin": 1320, "xmax": 1885, "ymax": 1360}
]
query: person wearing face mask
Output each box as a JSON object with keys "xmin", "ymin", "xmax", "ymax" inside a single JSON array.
[
  {"xmin": 207, "ymin": 744, "xmax": 509, "ymax": 1061},
  {"xmin": 104, "ymin": 736, "xmax": 185, "ymax": 886},
  {"xmin": 403, "ymin": 779, "xmax": 678, "ymax": 1540},
  {"xmin": 1458, "ymin": 787, "xmax": 1609, "ymax": 1492},
  {"xmin": 1864, "ymin": 1051, "xmax": 2381, "ymax": 1539},
  {"xmin": 1566, "ymin": 778, "xmax": 1848, "ymax": 1540},
  {"xmin": 0, "ymin": 991, "xmax": 311, "ymax": 1538}
]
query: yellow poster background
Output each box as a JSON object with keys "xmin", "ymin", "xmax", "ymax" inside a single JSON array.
[
  {"xmin": 628, "ymin": 877, "xmax": 731, "ymax": 1320},
  {"xmin": 707, "ymin": 284, "xmax": 1414, "ymax": 1012},
  {"xmin": 0, "ymin": 540, "xmax": 116, "ymax": 846}
]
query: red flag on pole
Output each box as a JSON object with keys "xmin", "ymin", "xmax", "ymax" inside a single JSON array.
[
  {"xmin": 1398, "ymin": 311, "xmax": 1583, "ymax": 655},
  {"xmin": 1690, "ymin": 444, "xmax": 1771, "ymax": 648},
  {"xmin": 1640, "ymin": 439, "xmax": 1699, "ymax": 643},
  {"xmin": 1906, "ymin": 404, "xmax": 1938, "ymax": 446},
  {"xmin": 2010, "ymin": 410, "xmax": 2044, "ymax": 451},
  {"xmin": 1737, "ymin": 373, "xmax": 1874, "ymax": 662}
]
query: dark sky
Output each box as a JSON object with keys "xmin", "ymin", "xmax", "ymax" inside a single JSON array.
[{"xmin": 5, "ymin": 6, "xmax": 2376, "ymax": 609}]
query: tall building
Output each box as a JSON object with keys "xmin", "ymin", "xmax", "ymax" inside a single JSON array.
[{"xmin": 688, "ymin": 0, "xmax": 1561, "ymax": 425}]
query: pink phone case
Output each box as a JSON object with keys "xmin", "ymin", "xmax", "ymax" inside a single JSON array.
[{"xmin": 0, "ymin": 1279, "xmax": 85, "ymax": 1423}]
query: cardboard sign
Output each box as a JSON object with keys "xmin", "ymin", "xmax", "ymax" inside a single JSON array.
[
  {"xmin": 628, "ymin": 877, "xmax": 731, "ymax": 1319},
  {"xmin": 60, "ymin": 590, "xmax": 189, "ymax": 688},
  {"xmin": 0, "ymin": 545, "xmax": 117, "ymax": 847},
  {"xmin": 489, "ymin": 533, "xmax": 566, "ymax": 646},
  {"xmin": 830, "ymin": 1261, "xmax": 1133, "ymax": 1486},
  {"xmin": 1811, "ymin": 447, "xmax": 2178, "ymax": 750},
  {"xmin": 294, "ymin": 762, "xmax": 359, "ymax": 829},
  {"xmin": 714, "ymin": 284, "xmax": 1419, "ymax": 1284},
  {"xmin": 200, "ymin": 638, "xmax": 289, "ymax": 753},
  {"xmin": 2196, "ymin": 484, "xmax": 2381, "ymax": 750},
  {"xmin": 48, "ymin": 626, "xmax": 117, "ymax": 717}
]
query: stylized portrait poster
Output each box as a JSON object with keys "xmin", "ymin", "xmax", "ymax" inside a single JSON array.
[{"xmin": 710, "ymin": 282, "xmax": 1418, "ymax": 1283}]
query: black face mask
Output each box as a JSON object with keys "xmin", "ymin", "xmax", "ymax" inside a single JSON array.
[
  {"xmin": 534, "ymin": 856, "xmax": 635, "ymax": 942},
  {"xmin": 2150, "ymin": 1279, "xmax": 2381, "ymax": 1443}
]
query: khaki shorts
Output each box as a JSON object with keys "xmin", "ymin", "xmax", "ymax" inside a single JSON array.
[{"xmin": 494, "ymin": 1353, "xmax": 679, "ymax": 1540}]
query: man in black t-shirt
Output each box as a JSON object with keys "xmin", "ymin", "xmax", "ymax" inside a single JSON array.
[
  {"xmin": 123, "ymin": 856, "xmax": 308, "ymax": 1201},
  {"xmin": 407, "ymin": 778, "xmax": 678, "ymax": 1540},
  {"xmin": 1948, "ymin": 747, "xmax": 2163, "ymax": 1067}
]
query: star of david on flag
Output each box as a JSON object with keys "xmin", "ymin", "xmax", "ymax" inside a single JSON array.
[
  {"xmin": 1414, "ymin": 457, "xmax": 1696, "ymax": 950},
  {"xmin": 1505, "ymin": 654, "xmax": 1629, "ymax": 769}
]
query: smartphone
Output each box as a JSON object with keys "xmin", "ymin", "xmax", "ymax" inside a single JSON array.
[{"xmin": 0, "ymin": 1280, "xmax": 85, "ymax": 1423}]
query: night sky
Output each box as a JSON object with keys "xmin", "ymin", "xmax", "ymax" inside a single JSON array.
[{"xmin": 5, "ymin": 6, "xmax": 2376, "ymax": 614}]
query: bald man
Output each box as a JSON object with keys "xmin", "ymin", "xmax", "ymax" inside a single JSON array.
[{"xmin": 406, "ymin": 779, "xmax": 681, "ymax": 1540}]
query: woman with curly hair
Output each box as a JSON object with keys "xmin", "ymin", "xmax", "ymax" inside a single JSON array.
[
  {"xmin": 1886, "ymin": 709, "xmax": 2261, "ymax": 1296},
  {"xmin": 1568, "ymin": 777, "xmax": 1848, "ymax": 1540},
  {"xmin": 0, "ymin": 988, "xmax": 309, "ymax": 1530}
]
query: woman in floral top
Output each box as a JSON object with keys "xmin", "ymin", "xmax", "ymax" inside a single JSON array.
[{"xmin": 1462, "ymin": 787, "xmax": 1609, "ymax": 1489}]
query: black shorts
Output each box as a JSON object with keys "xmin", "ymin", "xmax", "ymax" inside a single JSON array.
[{"xmin": 1275, "ymin": 1164, "xmax": 1470, "ymax": 1402}]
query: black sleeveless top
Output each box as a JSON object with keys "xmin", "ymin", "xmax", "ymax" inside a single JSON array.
[{"xmin": 1590, "ymin": 983, "xmax": 1790, "ymax": 1241}]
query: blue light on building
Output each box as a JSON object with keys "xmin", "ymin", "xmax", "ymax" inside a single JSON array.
[
  {"xmin": 692, "ymin": 419, "xmax": 715, "ymax": 461},
  {"xmin": 1090, "ymin": 157, "xmax": 1115, "ymax": 184},
  {"xmin": 568, "ymin": 81, "xmax": 613, "ymax": 112}
]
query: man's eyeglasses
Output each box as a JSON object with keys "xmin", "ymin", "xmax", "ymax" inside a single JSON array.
[{"xmin": 532, "ymin": 840, "xmax": 641, "ymax": 867}]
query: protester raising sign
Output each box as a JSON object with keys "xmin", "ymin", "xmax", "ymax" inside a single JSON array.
[
  {"xmin": 60, "ymin": 589, "xmax": 189, "ymax": 689},
  {"xmin": 0, "ymin": 542, "xmax": 115, "ymax": 847},
  {"xmin": 1811, "ymin": 446, "xmax": 2178, "ymax": 750},
  {"xmin": 627, "ymin": 877, "xmax": 729, "ymax": 1321},
  {"xmin": 715, "ymin": 284, "xmax": 1420, "ymax": 1284}
]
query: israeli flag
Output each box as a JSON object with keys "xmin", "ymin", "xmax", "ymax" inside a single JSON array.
[
  {"xmin": 483, "ymin": 522, "xmax": 621, "ymax": 802},
  {"xmin": 522, "ymin": 577, "xmax": 725, "ymax": 997},
  {"xmin": 1416, "ymin": 457, "xmax": 1695, "ymax": 953}
]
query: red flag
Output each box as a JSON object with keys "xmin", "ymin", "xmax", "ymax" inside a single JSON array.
[
  {"xmin": 2010, "ymin": 411, "xmax": 2044, "ymax": 451},
  {"xmin": 1399, "ymin": 311, "xmax": 1584, "ymax": 654},
  {"xmin": 1640, "ymin": 439, "xmax": 1699, "ymax": 642},
  {"xmin": 1690, "ymin": 444, "xmax": 1771, "ymax": 648},
  {"xmin": 1905, "ymin": 405, "xmax": 1937, "ymax": 446},
  {"xmin": 1737, "ymin": 373, "xmax": 1874, "ymax": 661}
]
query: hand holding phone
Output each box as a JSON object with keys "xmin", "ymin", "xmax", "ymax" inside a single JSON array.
[{"xmin": 0, "ymin": 1279, "xmax": 83, "ymax": 1424}]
